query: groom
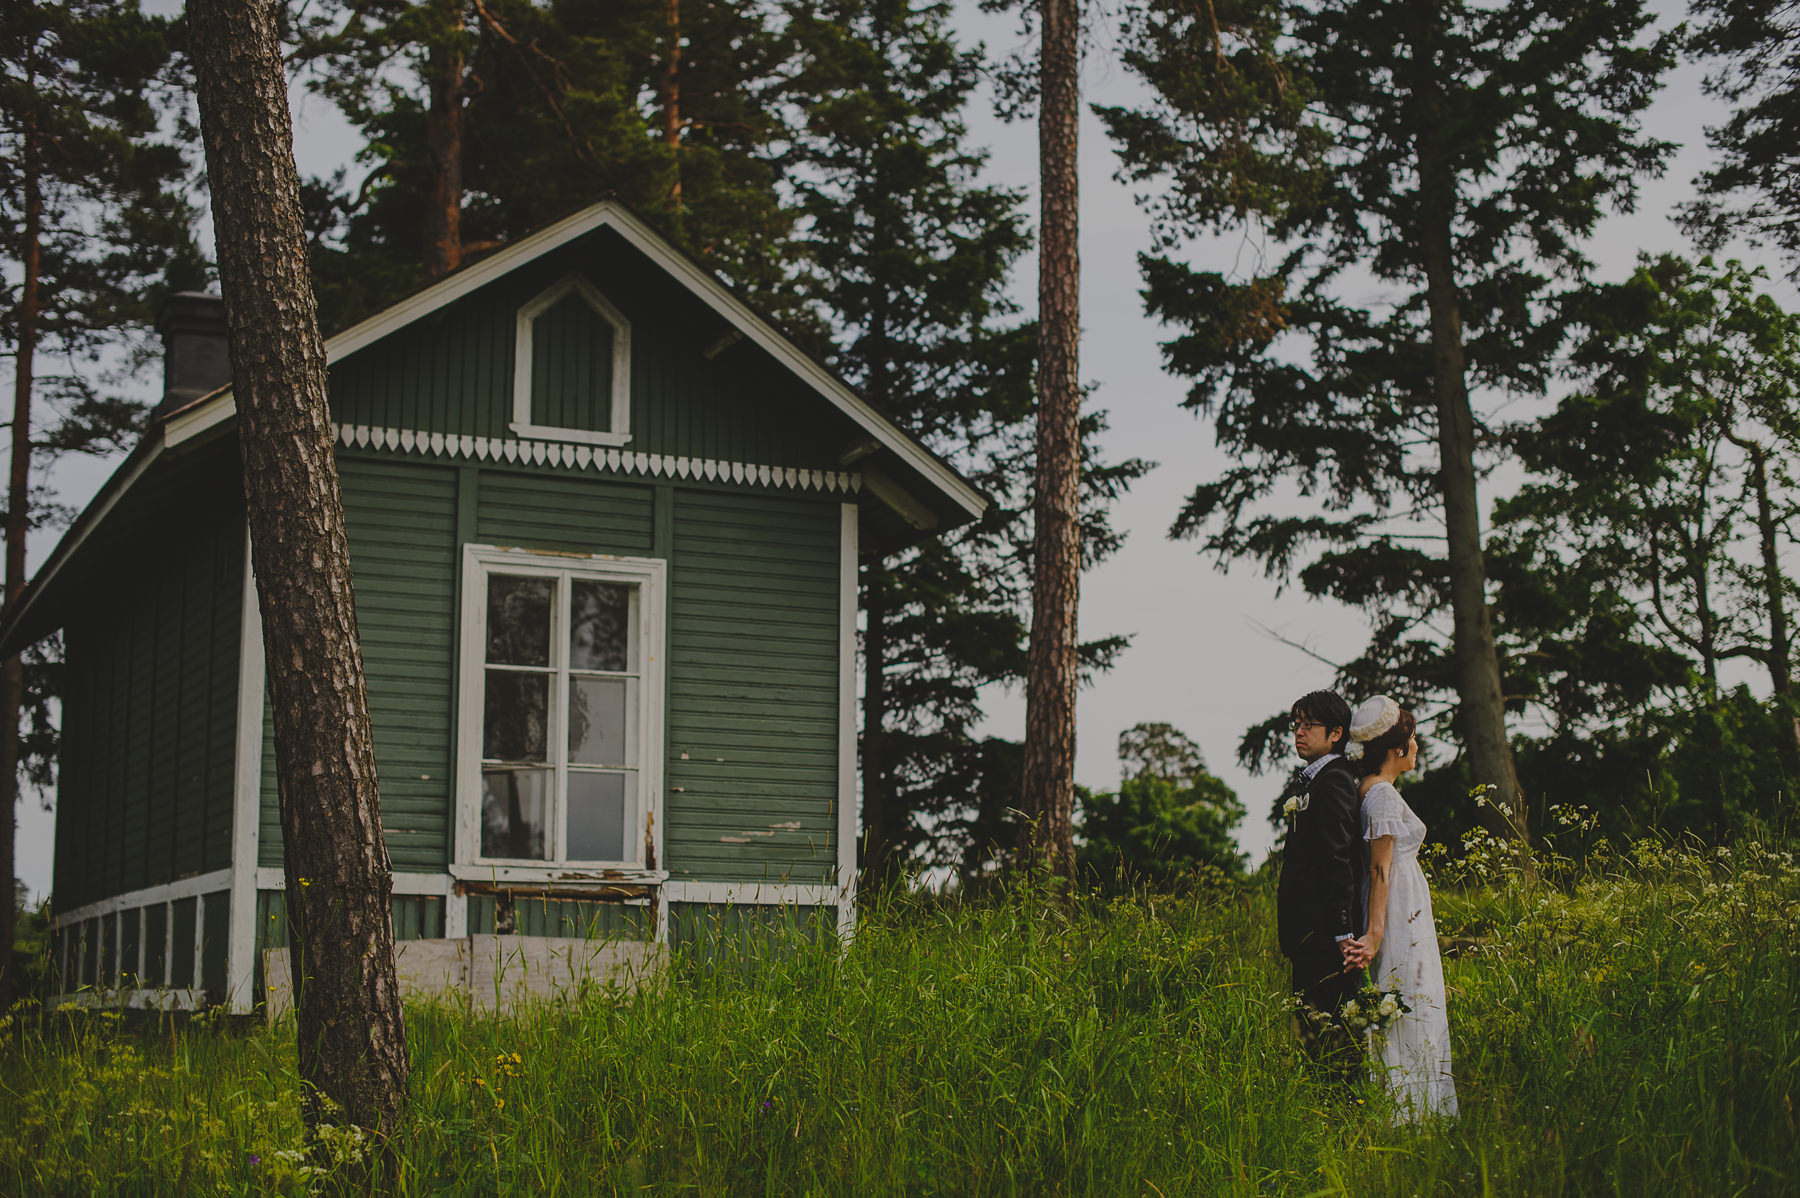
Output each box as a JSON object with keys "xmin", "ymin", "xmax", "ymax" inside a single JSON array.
[{"xmin": 1276, "ymin": 689, "xmax": 1367, "ymax": 1080}]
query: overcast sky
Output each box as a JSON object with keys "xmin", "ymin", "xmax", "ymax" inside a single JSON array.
[{"xmin": 16, "ymin": 0, "xmax": 1796, "ymax": 901}]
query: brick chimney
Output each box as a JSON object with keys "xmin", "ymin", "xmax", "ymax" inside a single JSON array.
[{"xmin": 153, "ymin": 292, "xmax": 230, "ymax": 420}]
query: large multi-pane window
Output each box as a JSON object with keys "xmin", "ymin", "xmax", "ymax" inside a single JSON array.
[{"xmin": 458, "ymin": 547, "xmax": 664, "ymax": 871}]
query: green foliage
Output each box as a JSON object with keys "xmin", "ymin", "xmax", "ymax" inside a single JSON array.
[
  {"xmin": 291, "ymin": 0, "xmax": 809, "ymax": 333},
  {"xmin": 2, "ymin": 840, "xmax": 1796, "ymax": 1193},
  {"xmin": 1101, "ymin": 0, "xmax": 1676, "ymax": 772},
  {"xmin": 0, "ymin": 0, "xmax": 208, "ymax": 389},
  {"xmin": 1494, "ymin": 255, "xmax": 1800, "ymax": 834},
  {"xmin": 1077, "ymin": 722, "xmax": 1246, "ymax": 889},
  {"xmin": 1685, "ymin": 0, "xmax": 1800, "ymax": 273},
  {"xmin": 1076, "ymin": 774, "xmax": 1246, "ymax": 890}
]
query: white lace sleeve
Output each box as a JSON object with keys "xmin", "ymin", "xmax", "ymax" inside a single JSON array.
[{"xmin": 1363, "ymin": 783, "xmax": 1408, "ymax": 841}]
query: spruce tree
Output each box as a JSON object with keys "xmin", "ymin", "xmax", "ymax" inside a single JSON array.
[
  {"xmin": 1103, "ymin": 0, "xmax": 1676, "ymax": 846},
  {"xmin": 792, "ymin": 0, "xmax": 1153, "ymax": 884},
  {"xmin": 0, "ymin": 0, "xmax": 206, "ymax": 1001},
  {"xmin": 784, "ymin": 0, "xmax": 1035, "ymax": 890}
]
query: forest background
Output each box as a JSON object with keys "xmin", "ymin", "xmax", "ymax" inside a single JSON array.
[{"xmin": 8, "ymin": 0, "xmax": 1800, "ymax": 907}]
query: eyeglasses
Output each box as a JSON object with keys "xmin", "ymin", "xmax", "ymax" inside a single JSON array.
[{"xmin": 1291, "ymin": 719, "xmax": 1326, "ymax": 732}]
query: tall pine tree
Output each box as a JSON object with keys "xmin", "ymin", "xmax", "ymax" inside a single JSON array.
[
  {"xmin": 0, "ymin": 0, "xmax": 205, "ymax": 1001},
  {"xmin": 190, "ymin": 0, "xmax": 409, "ymax": 1138},
  {"xmin": 292, "ymin": 0, "xmax": 808, "ymax": 333},
  {"xmin": 785, "ymin": 0, "xmax": 1145, "ymax": 885},
  {"xmin": 1103, "ymin": 0, "xmax": 1676, "ymax": 846}
]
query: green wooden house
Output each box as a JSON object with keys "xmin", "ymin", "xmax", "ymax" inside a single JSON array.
[{"xmin": 2, "ymin": 200, "xmax": 984, "ymax": 1011}]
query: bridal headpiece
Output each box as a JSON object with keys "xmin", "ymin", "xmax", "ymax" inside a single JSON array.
[{"xmin": 1345, "ymin": 695, "xmax": 1400, "ymax": 760}]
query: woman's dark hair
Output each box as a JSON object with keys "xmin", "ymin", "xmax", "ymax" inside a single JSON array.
[
  {"xmin": 1291, "ymin": 690, "xmax": 1352, "ymax": 754},
  {"xmin": 1356, "ymin": 707, "xmax": 1418, "ymax": 776}
]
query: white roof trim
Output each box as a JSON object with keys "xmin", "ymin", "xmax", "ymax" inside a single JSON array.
[{"xmin": 169, "ymin": 201, "xmax": 985, "ymax": 517}]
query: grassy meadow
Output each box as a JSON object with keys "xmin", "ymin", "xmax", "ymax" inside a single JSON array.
[{"xmin": 0, "ymin": 836, "xmax": 1796, "ymax": 1196}]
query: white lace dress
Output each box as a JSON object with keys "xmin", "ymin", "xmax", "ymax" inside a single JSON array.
[{"xmin": 1362, "ymin": 781, "xmax": 1458, "ymax": 1120}]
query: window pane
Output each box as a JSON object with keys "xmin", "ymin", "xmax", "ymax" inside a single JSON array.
[
  {"xmin": 481, "ymin": 768, "xmax": 551, "ymax": 859},
  {"xmin": 567, "ymin": 771, "xmax": 629, "ymax": 861},
  {"xmin": 486, "ymin": 575, "xmax": 553, "ymax": 666},
  {"xmin": 568, "ymin": 676, "xmax": 632, "ymax": 766},
  {"xmin": 570, "ymin": 581, "xmax": 631, "ymax": 671},
  {"xmin": 484, "ymin": 671, "xmax": 549, "ymax": 761}
]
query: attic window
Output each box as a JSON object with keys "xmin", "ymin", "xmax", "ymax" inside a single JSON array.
[{"xmin": 511, "ymin": 275, "xmax": 631, "ymax": 446}]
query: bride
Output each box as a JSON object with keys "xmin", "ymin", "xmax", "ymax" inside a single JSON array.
[{"xmin": 1341, "ymin": 696, "xmax": 1458, "ymax": 1121}]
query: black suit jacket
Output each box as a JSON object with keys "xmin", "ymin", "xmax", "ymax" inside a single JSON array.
[{"xmin": 1275, "ymin": 755, "xmax": 1367, "ymax": 960}]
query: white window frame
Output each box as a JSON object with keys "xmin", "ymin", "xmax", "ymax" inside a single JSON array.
[
  {"xmin": 510, "ymin": 274, "xmax": 633, "ymax": 447},
  {"xmin": 453, "ymin": 544, "xmax": 666, "ymax": 886}
]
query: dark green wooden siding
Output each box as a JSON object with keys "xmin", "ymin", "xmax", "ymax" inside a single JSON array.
[
  {"xmin": 327, "ymin": 227, "xmax": 862, "ymax": 471},
  {"xmin": 255, "ymin": 463, "xmax": 843, "ymax": 885},
  {"xmin": 667, "ymin": 902, "xmax": 835, "ymax": 962},
  {"xmin": 664, "ymin": 491, "xmax": 841, "ymax": 884},
  {"xmin": 341, "ymin": 458, "xmax": 458, "ymax": 869},
  {"xmin": 474, "ymin": 470, "xmax": 654, "ymax": 555},
  {"xmin": 53, "ymin": 473, "xmax": 243, "ymax": 911},
  {"xmin": 259, "ymin": 458, "xmax": 460, "ymax": 871},
  {"xmin": 259, "ymin": 458, "xmax": 657, "ymax": 869}
]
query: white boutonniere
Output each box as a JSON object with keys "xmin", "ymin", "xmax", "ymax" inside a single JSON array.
[{"xmin": 1283, "ymin": 794, "xmax": 1308, "ymax": 816}]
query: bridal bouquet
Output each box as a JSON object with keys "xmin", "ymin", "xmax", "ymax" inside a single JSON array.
[
  {"xmin": 1337, "ymin": 985, "xmax": 1411, "ymax": 1035},
  {"xmin": 1292, "ymin": 985, "xmax": 1412, "ymax": 1036}
]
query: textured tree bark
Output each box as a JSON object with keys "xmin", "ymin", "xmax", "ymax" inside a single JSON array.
[
  {"xmin": 187, "ymin": 0, "xmax": 409, "ymax": 1138},
  {"xmin": 661, "ymin": 0, "xmax": 682, "ymax": 208},
  {"xmin": 0, "ymin": 33, "xmax": 42, "ymax": 1008},
  {"xmin": 1409, "ymin": 5, "xmax": 1527, "ymax": 851},
  {"xmin": 1020, "ymin": 0, "xmax": 1082, "ymax": 881},
  {"xmin": 423, "ymin": 35, "xmax": 466, "ymax": 280}
]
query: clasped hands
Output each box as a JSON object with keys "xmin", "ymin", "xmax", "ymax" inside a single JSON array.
[{"xmin": 1340, "ymin": 933, "xmax": 1380, "ymax": 971}]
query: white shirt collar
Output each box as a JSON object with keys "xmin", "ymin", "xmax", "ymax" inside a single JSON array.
[{"xmin": 1300, "ymin": 752, "xmax": 1341, "ymax": 781}]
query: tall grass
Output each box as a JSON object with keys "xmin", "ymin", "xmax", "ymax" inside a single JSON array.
[{"xmin": 1, "ymin": 838, "xmax": 1795, "ymax": 1196}]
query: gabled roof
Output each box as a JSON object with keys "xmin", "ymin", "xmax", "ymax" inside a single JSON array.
[
  {"xmin": 2, "ymin": 200, "xmax": 987, "ymax": 655},
  {"xmin": 163, "ymin": 201, "xmax": 984, "ymax": 510}
]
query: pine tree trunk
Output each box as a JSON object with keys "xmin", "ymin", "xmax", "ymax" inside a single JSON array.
[
  {"xmin": 1021, "ymin": 0, "xmax": 1082, "ymax": 881},
  {"xmin": 0, "ymin": 36, "xmax": 42, "ymax": 1007},
  {"xmin": 423, "ymin": 36, "xmax": 465, "ymax": 280},
  {"xmin": 1409, "ymin": 6, "xmax": 1527, "ymax": 851},
  {"xmin": 661, "ymin": 0, "xmax": 682, "ymax": 209},
  {"xmin": 188, "ymin": 0, "xmax": 409, "ymax": 1138}
]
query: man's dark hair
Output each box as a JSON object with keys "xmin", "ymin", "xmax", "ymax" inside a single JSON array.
[{"xmin": 1291, "ymin": 690, "xmax": 1352, "ymax": 754}]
